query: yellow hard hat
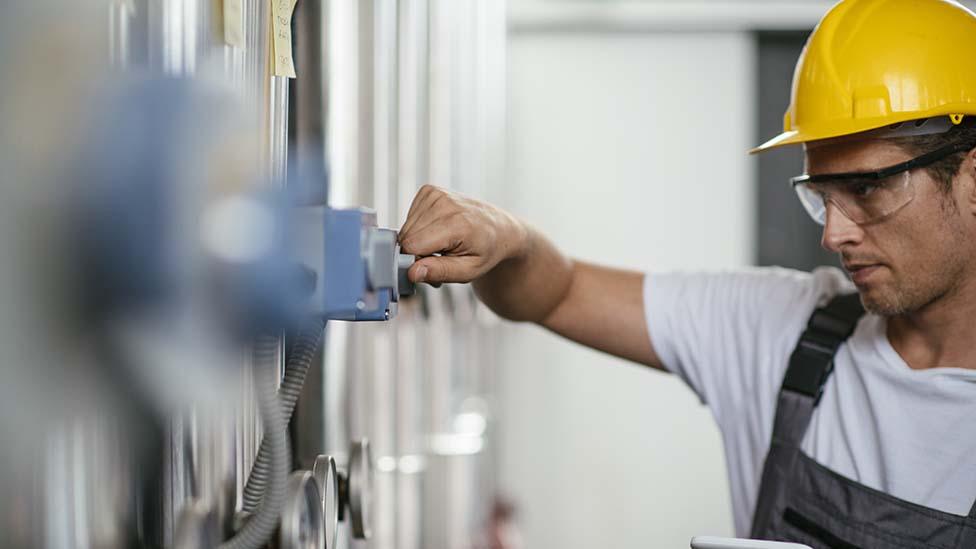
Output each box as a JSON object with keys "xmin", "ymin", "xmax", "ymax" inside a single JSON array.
[{"xmin": 753, "ymin": 0, "xmax": 976, "ymax": 153}]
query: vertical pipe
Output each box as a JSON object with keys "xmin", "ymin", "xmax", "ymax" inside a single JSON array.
[
  {"xmin": 396, "ymin": 4, "xmax": 430, "ymax": 548},
  {"xmin": 290, "ymin": 0, "xmax": 329, "ymax": 473},
  {"xmin": 290, "ymin": 0, "xmax": 327, "ymax": 179}
]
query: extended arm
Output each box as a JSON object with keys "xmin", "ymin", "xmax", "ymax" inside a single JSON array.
[{"xmin": 398, "ymin": 185, "xmax": 666, "ymax": 370}]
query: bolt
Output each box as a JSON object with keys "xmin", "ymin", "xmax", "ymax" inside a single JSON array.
[{"xmin": 356, "ymin": 300, "xmax": 366, "ymax": 310}]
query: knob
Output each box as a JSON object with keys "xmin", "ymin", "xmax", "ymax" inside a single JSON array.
[
  {"xmin": 279, "ymin": 471, "xmax": 325, "ymax": 549},
  {"xmin": 398, "ymin": 254, "xmax": 416, "ymax": 297},
  {"xmin": 365, "ymin": 229, "xmax": 397, "ymax": 292},
  {"xmin": 336, "ymin": 439, "xmax": 373, "ymax": 539},
  {"xmin": 312, "ymin": 455, "xmax": 339, "ymax": 549}
]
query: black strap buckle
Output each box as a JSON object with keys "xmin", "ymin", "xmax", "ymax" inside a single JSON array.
[
  {"xmin": 782, "ymin": 293, "xmax": 864, "ymax": 405},
  {"xmin": 783, "ymin": 336, "xmax": 837, "ymax": 403}
]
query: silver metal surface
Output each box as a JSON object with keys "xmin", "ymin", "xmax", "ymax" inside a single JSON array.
[
  {"xmin": 291, "ymin": 0, "xmax": 327, "ymax": 182},
  {"xmin": 393, "ymin": 3, "xmax": 431, "ymax": 547},
  {"xmin": 42, "ymin": 417, "xmax": 133, "ymax": 549},
  {"xmin": 289, "ymin": 0, "xmax": 330, "ymax": 497},
  {"xmin": 14, "ymin": 2, "xmax": 509, "ymax": 549},
  {"xmin": 280, "ymin": 471, "xmax": 326, "ymax": 549},
  {"xmin": 173, "ymin": 501, "xmax": 219, "ymax": 549},
  {"xmin": 509, "ymin": 1, "xmax": 839, "ymax": 32},
  {"xmin": 312, "ymin": 455, "xmax": 340, "ymax": 549},
  {"xmin": 105, "ymin": 0, "xmax": 290, "ymax": 546},
  {"xmin": 348, "ymin": 439, "xmax": 373, "ymax": 540}
]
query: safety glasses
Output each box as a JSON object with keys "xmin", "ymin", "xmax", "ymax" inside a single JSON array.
[{"xmin": 791, "ymin": 140, "xmax": 976, "ymax": 225}]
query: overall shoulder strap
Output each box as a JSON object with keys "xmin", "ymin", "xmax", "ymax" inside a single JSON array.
[
  {"xmin": 750, "ymin": 292, "xmax": 865, "ymax": 537},
  {"xmin": 783, "ymin": 293, "xmax": 864, "ymax": 402},
  {"xmin": 773, "ymin": 291, "xmax": 865, "ymax": 447}
]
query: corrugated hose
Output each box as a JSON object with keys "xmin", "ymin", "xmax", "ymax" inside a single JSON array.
[
  {"xmin": 220, "ymin": 333, "xmax": 290, "ymax": 549},
  {"xmin": 241, "ymin": 319, "xmax": 326, "ymax": 514}
]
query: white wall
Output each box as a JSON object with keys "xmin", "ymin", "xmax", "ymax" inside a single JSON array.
[{"xmin": 497, "ymin": 31, "xmax": 756, "ymax": 548}]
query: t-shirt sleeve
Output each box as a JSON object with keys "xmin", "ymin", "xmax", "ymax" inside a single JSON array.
[{"xmin": 642, "ymin": 266, "xmax": 851, "ymax": 421}]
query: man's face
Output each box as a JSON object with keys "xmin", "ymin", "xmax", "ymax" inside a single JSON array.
[{"xmin": 805, "ymin": 137, "xmax": 976, "ymax": 316}]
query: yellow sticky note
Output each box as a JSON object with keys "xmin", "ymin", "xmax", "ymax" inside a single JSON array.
[
  {"xmin": 224, "ymin": 0, "xmax": 245, "ymax": 48},
  {"xmin": 270, "ymin": 0, "xmax": 297, "ymax": 78}
]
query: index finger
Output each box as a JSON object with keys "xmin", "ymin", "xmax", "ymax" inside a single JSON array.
[
  {"xmin": 399, "ymin": 218, "xmax": 465, "ymax": 257},
  {"xmin": 400, "ymin": 185, "xmax": 447, "ymax": 239}
]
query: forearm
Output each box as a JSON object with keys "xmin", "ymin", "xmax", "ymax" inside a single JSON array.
[
  {"xmin": 540, "ymin": 262, "xmax": 659, "ymax": 368},
  {"xmin": 472, "ymin": 224, "xmax": 575, "ymax": 323},
  {"xmin": 478, "ymin": 249, "xmax": 661, "ymax": 368}
]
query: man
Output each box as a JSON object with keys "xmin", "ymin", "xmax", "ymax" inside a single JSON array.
[{"xmin": 399, "ymin": 0, "xmax": 976, "ymax": 546}]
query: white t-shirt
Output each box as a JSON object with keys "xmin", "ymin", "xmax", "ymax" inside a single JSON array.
[{"xmin": 643, "ymin": 266, "xmax": 976, "ymax": 537}]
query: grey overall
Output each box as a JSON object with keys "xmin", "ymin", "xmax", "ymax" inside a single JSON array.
[{"xmin": 749, "ymin": 293, "xmax": 976, "ymax": 548}]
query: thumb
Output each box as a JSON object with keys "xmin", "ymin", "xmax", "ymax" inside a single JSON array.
[{"xmin": 410, "ymin": 256, "xmax": 483, "ymax": 284}]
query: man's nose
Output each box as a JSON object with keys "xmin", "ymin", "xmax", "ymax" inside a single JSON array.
[{"xmin": 821, "ymin": 201, "xmax": 863, "ymax": 253}]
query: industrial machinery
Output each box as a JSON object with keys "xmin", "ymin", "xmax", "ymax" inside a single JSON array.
[{"xmin": 0, "ymin": 1, "xmax": 506, "ymax": 548}]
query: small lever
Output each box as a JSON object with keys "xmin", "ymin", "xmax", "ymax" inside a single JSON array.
[{"xmin": 398, "ymin": 254, "xmax": 416, "ymax": 297}]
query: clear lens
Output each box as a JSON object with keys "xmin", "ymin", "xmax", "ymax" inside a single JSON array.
[
  {"xmin": 794, "ymin": 171, "xmax": 913, "ymax": 225},
  {"xmin": 794, "ymin": 182, "xmax": 827, "ymax": 225}
]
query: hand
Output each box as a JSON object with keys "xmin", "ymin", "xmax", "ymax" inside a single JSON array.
[{"xmin": 399, "ymin": 185, "xmax": 527, "ymax": 285}]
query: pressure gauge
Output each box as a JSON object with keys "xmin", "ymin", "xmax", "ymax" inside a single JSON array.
[
  {"xmin": 280, "ymin": 471, "xmax": 324, "ymax": 549},
  {"xmin": 312, "ymin": 455, "xmax": 339, "ymax": 549}
]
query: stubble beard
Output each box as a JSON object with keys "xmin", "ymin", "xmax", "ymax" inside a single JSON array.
[
  {"xmin": 859, "ymin": 278, "xmax": 933, "ymax": 317},
  {"xmin": 859, "ymin": 233, "xmax": 969, "ymax": 318}
]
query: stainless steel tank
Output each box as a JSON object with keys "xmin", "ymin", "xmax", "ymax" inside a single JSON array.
[{"xmin": 0, "ymin": 0, "xmax": 506, "ymax": 547}]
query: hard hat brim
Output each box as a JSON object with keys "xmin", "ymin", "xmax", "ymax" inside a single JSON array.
[
  {"xmin": 750, "ymin": 110, "xmax": 976, "ymax": 155},
  {"xmin": 750, "ymin": 131, "xmax": 801, "ymax": 154}
]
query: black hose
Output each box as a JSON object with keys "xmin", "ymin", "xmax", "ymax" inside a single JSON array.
[
  {"xmin": 241, "ymin": 319, "xmax": 325, "ymax": 513},
  {"xmin": 219, "ymin": 334, "xmax": 289, "ymax": 549}
]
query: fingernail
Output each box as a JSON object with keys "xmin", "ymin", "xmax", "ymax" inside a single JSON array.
[{"xmin": 416, "ymin": 266, "xmax": 428, "ymax": 282}]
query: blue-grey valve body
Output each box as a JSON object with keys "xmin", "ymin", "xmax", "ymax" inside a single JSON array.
[{"xmin": 293, "ymin": 206, "xmax": 415, "ymax": 321}]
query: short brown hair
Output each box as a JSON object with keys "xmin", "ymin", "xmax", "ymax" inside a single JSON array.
[{"xmin": 888, "ymin": 123, "xmax": 976, "ymax": 193}]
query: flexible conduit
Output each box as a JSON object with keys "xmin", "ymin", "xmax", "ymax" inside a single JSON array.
[
  {"xmin": 241, "ymin": 319, "xmax": 326, "ymax": 513},
  {"xmin": 219, "ymin": 334, "xmax": 289, "ymax": 549}
]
